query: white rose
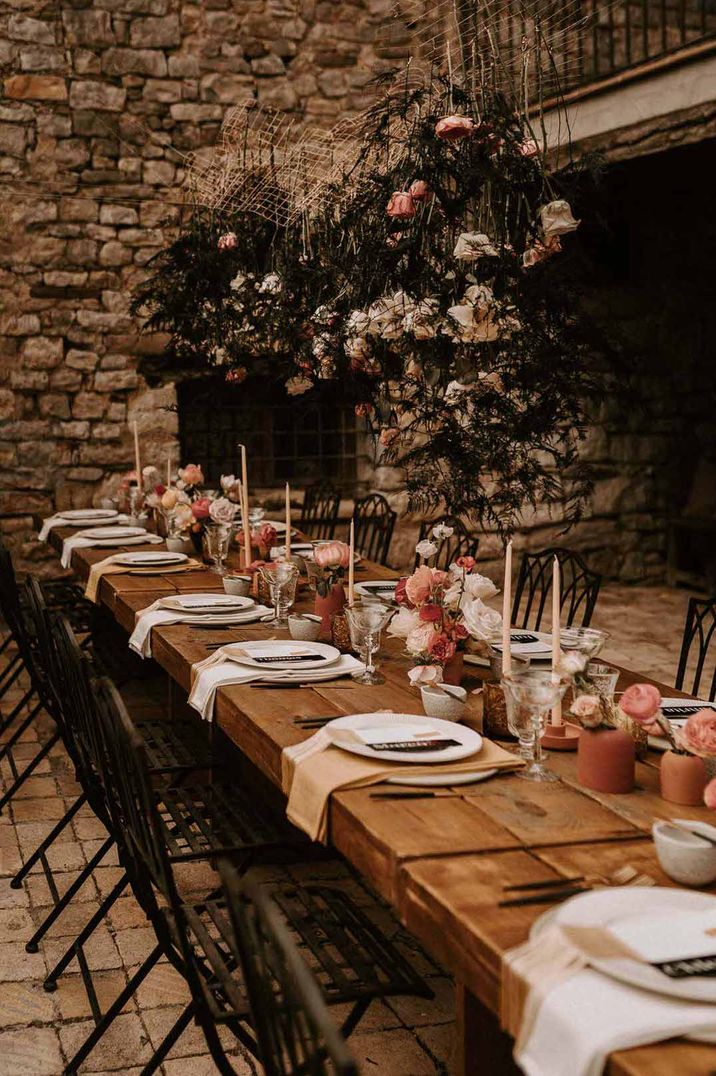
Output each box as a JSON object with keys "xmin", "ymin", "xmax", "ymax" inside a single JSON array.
[
  {"xmin": 258, "ymin": 272, "xmax": 282, "ymax": 294},
  {"xmin": 460, "ymin": 597, "xmax": 502, "ymax": 641},
  {"xmin": 444, "ymin": 380, "xmax": 471, "ymax": 405},
  {"xmin": 209, "ymin": 497, "xmax": 238, "ymax": 525},
  {"xmin": 229, "ymin": 272, "xmax": 246, "ymax": 292},
  {"xmin": 387, "ymin": 606, "xmax": 420, "ymax": 639},
  {"xmin": 220, "ymin": 474, "xmax": 236, "ymax": 492},
  {"xmin": 443, "ymin": 572, "xmax": 497, "ymax": 609},
  {"xmin": 344, "ymin": 335, "xmax": 371, "ymax": 361},
  {"xmin": 453, "ymin": 232, "xmax": 498, "ymax": 261},
  {"xmin": 540, "ymin": 200, "xmax": 580, "ymax": 238},
  {"xmin": 415, "ymin": 539, "xmax": 438, "ymax": 560},
  {"xmin": 405, "ymin": 622, "xmax": 438, "ymax": 656},
  {"xmin": 404, "ymin": 297, "xmax": 440, "ymax": 339}
]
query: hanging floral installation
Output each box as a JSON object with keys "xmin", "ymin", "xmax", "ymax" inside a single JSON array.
[{"xmin": 134, "ymin": 5, "xmax": 619, "ymax": 535}]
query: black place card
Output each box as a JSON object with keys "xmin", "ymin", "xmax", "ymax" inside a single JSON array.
[
  {"xmin": 654, "ymin": 954, "xmax": 716, "ymax": 979},
  {"xmin": 252, "ymin": 654, "xmax": 326, "ymax": 664},
  {"xmin": 510, "ymin": 633, "xmax": 539, "ymax": 644},
  {"xmin": 368, "ymin": 739, "xmax": 460, "ymax": 752}
]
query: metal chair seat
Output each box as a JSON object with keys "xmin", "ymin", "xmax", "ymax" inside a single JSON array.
[
  {"xmin": 163, "ymin": 880, "xmax": 432, "ymax": 1027},
  {"xmin": 40, "ymin": 579, "xmax": 94, "ymax": 635},
  {"xmin": 136, "ymin": 715, "xmax": 212, "ymax": 774}
]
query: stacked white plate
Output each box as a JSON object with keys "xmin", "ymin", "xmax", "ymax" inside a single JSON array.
[
  {"xmin": 219, "ymin": 640, "xmax": 363, "ymax": 684},
  {"xmin": 114, "ymin": 551, "xmax": 188, "ymax": 568},
  {"xmin": 324, "ymin": 712, "xmax": 483, "ymax": 764},
  {"xmin": 76, "ymin": 525, "xmax": 148, "ymax": 542},
  {"xmin": 157, "ymin": 592, "xmax": 261, "ymax": 624},
  {"xmin": 59, "ymin": 508, "xmax": 119, "ymax": 523}
]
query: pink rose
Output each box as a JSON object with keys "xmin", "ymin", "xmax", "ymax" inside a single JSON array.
[
  {"xmin": 427, "ymin": 632, "xmax": 456, "ymax": 663},
  {"xmin": 218, "ymin": 232, "xmax": 237, "ymax": 250},
  {"xmin": 394, "ymin": 577, "xmax": 411, "ymax": 607},
  {"xmin": 409, "ymin": 179, "xmax": 432, "ymax": 203},
  {"xmin": 619, "ymin": 683, "xmax": 661, "ymax": 724},
  {"xmin": 387, "ymin": 191, "xmax": 416, "ymax": 219},
  {"xmin": 191, "ymin": 497, "xmax": 211, "ymax": 520},
  {"xmin": 419, "ymin": 603, "xmax": 443, "ymax": 623},
  {"xmin": 704, "ymin": 777, "xmax": 716, "ymax": 810},
  {"xmin": 313, "ymin": 541, "xmax": 351, "ymax": 570},
  {"xmin": 379, "ymin": 427, "xmax": 400, "ymax": 447},
  {"xmin": 404, "ymin": 565, "xmax": 434, "ymax": 606},
  {"xmin": 254, "ymin": 523, "xmax": 277, "ymax": 550},
  {"xmin": 678, "ymin": 711, "xmax": 716, "ymax": 758},
  {"xmin": 179, "ymin": 463, "xmax": 204, "ymax": 487},
  {"xmin": 435, "ymin": 115, "xmax": 475, "ymax": 142}
]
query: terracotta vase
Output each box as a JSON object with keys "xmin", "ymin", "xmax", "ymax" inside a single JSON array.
[
  {"xmin": 660, "ymin": 750, "xmax": 707, "ymax": 806},
  {"xmin": 442, "ymin": 652, "xmax": 464, "ymax": 686},
  {"xmin": 315, "ymin": 583, "xmax": 346, "ymax": 637},
  {"xmin": 577, "ymin": 727, "xmax": 635, "ymax": 793}
]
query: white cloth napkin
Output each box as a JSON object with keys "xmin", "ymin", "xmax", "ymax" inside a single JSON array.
[
  {"xmin": 39, "ymin": 513, "xmax": 128, "ymax": 542},
  {"xmin": 504, "ymin": 925, "xmax": 716, "ymax": 1076},
  {"xmin": 129, "ymin": 600, "xmax": 272, "ymax": 659},
  {"xmin": 60, "ymin": 531, "xmax": 162, "ymax": 568},
  {"xmin": 188, "ymin": 649, "xmax": 364, "ymax": 721}
]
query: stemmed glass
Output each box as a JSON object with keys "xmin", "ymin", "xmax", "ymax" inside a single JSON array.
[
  {"xmin": 259, "ymin": 562, "xmax": 299, "ymax": 628},
  {"xmin": 502, "ymin": 669, "xmax": 569, "ymax": 782},
  {"xmin": 202, "ymin": 523, "xmax": 234, "ymax": 575},
  {"xmin": 345, "ymin": 602, "xmax": 394, "ymax": 685},
  {"xmin": 558, "ymin": 627, "xmax": 610, "ymax": 676}
]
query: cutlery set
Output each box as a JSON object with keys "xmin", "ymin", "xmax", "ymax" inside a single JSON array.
[{"xmin": 498, "ymin": 864, "xmax": 656, "ymax": 907}]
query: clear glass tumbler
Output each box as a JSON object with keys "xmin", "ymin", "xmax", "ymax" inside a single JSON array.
[
  {"xmin": 259, "ymin": 562, "xmax": 299, "ymax": 628},
  {"xmin": 345, "ymin": 602, "xmax": 394, "ymax": 685},
  {"xmin": 202, "ymin": 523, "xmax": 234, "ymax": 575},
  {"xmin": 502, "ymin": 669, "xmax": 568, "ymax": 782}
]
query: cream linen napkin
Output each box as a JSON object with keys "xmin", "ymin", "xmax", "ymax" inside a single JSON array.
[
  {"xmin": 84, "ymin": 556, "xmax": 202, "ymax": 602},
  {"xmin": 61, "ymin": 531, "xmax": 163, "ymax": 569},
  {"xmin": 501, "ymin": 924, "xmax": 716, "ymax": 1076},
  {"xmin": 281, "ymin": 730, "xmax": 523, "ymax": 842},
  {"xmin": 39, "ymin": 513, "xmax": 129, "ymax": 542},
  {"xmin": 130, "ymin": 600, "xmax": 272, "ymax": 659},
  {"xmin": 188, "ymin": 648, "xmax": 364, "ymax": 722}
]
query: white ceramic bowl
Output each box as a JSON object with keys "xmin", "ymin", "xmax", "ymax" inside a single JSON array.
[
  {"xmin": 288, "ymin": 614, "xmax": 322, "ymax": 642},
  {"xmin": 223, "ymin": 575, "xmax": 252, "ymax": 597},
  {"xmin": 652, "ymin": 819, "xmax": 716, "ymax": 886},
  {"xmin": 420, "ymin": 683, "xmax": 467, "ymax": 721}
]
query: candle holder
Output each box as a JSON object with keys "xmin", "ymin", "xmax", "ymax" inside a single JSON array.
[
  {"xmin": 482, "ymin": 681, "xmax": 514, "ymax": 740},
  {"xmin": 541, "ymin": 722, "xmax": 581, "ymax": 751},
  {"xmin": 330, "ymin": 611, "xmax": 353, "ymax": 654}
]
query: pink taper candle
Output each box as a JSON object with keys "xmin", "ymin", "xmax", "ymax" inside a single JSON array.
[
  {"xmin": 501, "ymin": 540, "xmax": 512, "ymax": 676},
  {"xmin": 551, "ymin": 555, "xmax": 562, "ymax": 724},
  {"xmin": 285, "ymin": 483, "xmax": 291, "ymax": 561},
  {"xmin": 348, "ymin": 519, "xmax": 355, "ymax": 605}
]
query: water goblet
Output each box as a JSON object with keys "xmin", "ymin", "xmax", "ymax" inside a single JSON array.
[
  {"xmin": 345, "ymin": 602, "xmax": 394, "ymax": 685},
  {"xmin": 259, "ymin": 562, "xmax": 299, "ymax": 628},
  {"xmin": 502, "ymin": 669, "xmax": 569, "ymax": 782},
  {"xmin": 202, "ymin": 522, "xmax": 234, "ymax": 575},
  {"xmin": 558, "ymin": 627, "xmax": 610, "ymax": 677}
]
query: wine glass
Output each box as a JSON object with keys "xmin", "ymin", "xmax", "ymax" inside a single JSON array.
[
  {"xmin": 502, "ymin": 669, "xmax": 568, "ymax": 782},
  {"xmin": 202, "ymin": 523, "xmax": 234, "ymax": 575},
  {"xmin": 345, "ymin": 602, "xmax": 394, "ymax": 685},
  {"xmin": 259, "ymin": 562, "xmax": 299, "ymax": 628}
]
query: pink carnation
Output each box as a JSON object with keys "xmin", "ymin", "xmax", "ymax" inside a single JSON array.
[
  {"xmin": 678, "ymin": 710, "xmax": 716, "ymax": 758},
  {"xmin": 619, "ymin": 683, "xmax": 661, "ymax": 724}
]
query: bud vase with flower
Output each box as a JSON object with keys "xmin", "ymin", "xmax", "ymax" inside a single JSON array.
[
  {"xmin": 571, "ymin": 687, "xmax": 638, "ymax": 794},
  {"xmin": 388, "ymin": 529, "xmax": 503, "ymax": 688},
  {"xmin": 310, "ymin": 541, "xmax": 351, "ymax": 635},
  {"xmin": 629, "ymin": 688, "xmax": 714, "ymax": 806}
]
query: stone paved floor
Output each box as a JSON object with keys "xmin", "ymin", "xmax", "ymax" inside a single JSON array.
[{"xmin": 0, "ymin": 582, "xmax": 707, "ymax": 1076}]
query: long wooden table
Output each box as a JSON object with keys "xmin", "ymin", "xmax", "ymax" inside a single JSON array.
[{"xmin": 48, "ymin": 527, "xmax": 716, "ymax": 1075}]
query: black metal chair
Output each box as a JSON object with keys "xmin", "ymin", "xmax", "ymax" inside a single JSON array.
[
  {"xmin": 511, "ymin": 547, "xmax": 602, "ymax": 631},
  {"xmin": 414, "ymin": 516, "xmax": 480, "ymax": 571},
  {"xmin": 300, "ymin": 481, "xmax": 341, "ymax": 540},
  {"xmin": 219, "ymin": 859, "xmax": 359, "ymax": 1076},
  {"xmin": 352, "ymin": 493, "xmax": 396, "ymax": 566},
  {"xmin": 676, "ymin": 596, "xmax": 716, "ymax": 701},
  {"xmin": 85, "ymin": 679, "xmax": 430, "ymax": 1076}
]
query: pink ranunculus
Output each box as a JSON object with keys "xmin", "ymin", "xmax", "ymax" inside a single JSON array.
[
  {"xmin": 678, "ymin": 711, "xmax": 716, "ymax": 758},
  {"xmin": 218, "ymin": 231, "xmax": 237, "ymax": 250},
  {"xmin": 379, "ymin": 427, "xmax": 400, "ymax": 447},
  {"xmin": 619, "ymin": 683, "xmax": 661, "ymax": 724},
  {"xmin": 427, "ymin": 632, "xmax": 457, "ymax": 664},
  {"xmin": 455, "ymin": 555, "xmax": 476, "ymax": 571},
  {"xmin": 704, "ymin": 777, "xmax": 716, "ymax": 810},
  {"xmin": 179, "ymin": 463, "xmax": 204, "ymax": 487},
  {"xmin": 386, "ymin": 191, "xmax": 416, "ymax": 220},
  {"xmin": 404, "ymin": 565, "xmax": 434, "ymax": 607},
  {"xmin": 394, "ymin": 577, "xmax": 411, "ymax": 607},
  {"xmin": 355, "ymin": 403, "xmax": 374, "ymax": 418},
  {"xmin": 435, "ymin": 115, "xmax": 475, "ymax": 142},
  {"xmin": 419, "ymin": 603, "xmax": 443, "ymax": 623},
  {"xmin": 313, "ymin": 541, "xmax": 351, "ymax": 570},
  {"xmin": 409, "ymin": 179, "xmax": 432, "ymax": 203},
  {"xmin": 191, "ymin": 497, "xmax": 211, "ymax": 521}
]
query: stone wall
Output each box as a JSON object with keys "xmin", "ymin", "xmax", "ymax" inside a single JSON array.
[{"xmin": 1, "ymin": 0, "xmax": 714, "ymax": 583}]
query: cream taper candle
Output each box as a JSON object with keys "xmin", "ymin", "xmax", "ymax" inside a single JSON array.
[
  {"xmin": 501, "ymin": 539, "xmax": 512, "ymax": 676},
  {"xmin": 348, "ymin": 519, "xmax": 355, "ymax": 605},
  {"xmin": 551, "ymin": 555, "xmax": 562, "ymax": 724},
  {"xmin": 132, "ymin": 421, "xmax": 141, "ymax": 489},
  {"xmin": 285, "ymin": 482, "xmax": 291, "ymax": 561}
]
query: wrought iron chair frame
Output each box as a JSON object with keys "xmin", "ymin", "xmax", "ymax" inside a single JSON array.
[
  {"xmin": 676, "ymin": 596, "xmax": 716, "ymax": 702},
  {"xmin": 352, "ymin": 493, "xmax": 397, "ymax": 566},
  {"xmin": 299, "ymin": 481, "xmax": 341, "ymax": 541},
  {"xmin": 511, "ymin": 547, "xmax": 602, "ymax": 631}
]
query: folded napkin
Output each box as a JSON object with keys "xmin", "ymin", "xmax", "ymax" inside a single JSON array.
[
  {"xmin": 61, "ymin": 531, "xmax": 162, "ymax": 569},
  {"xmin": 502, "ymin": 924, "xmax": 716, "ymax": 1076},
  {"xmin": 130, "ymin": 599, "xmax": 272, "ymax": 659},
  {"xmin": 281, "ymin": 730, "xmax": 522, "ymax": 842},
  {"xmin": 84, "ymin": 555, "xmax": 202, "ymax": 603},
  {"xmin": 39, "ymin": 513, "xmax": 129, "ymax": 542},
  {"xmin": 188, "ymin": 649, "xmax": 364, "ymax": 722}
]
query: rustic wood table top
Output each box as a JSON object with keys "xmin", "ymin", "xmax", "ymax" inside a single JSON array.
[{"xmin": 47, "ymin": 525, "xmax": 716, "ymax": 1076}]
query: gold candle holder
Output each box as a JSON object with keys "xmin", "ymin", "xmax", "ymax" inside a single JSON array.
[
  {"xmin": 330, "ymin": 612, "xmax": 353, "ymax": 654},
  {"xmin": 482, "ymin": 681, "xmax": 515, "ymax": 740}
]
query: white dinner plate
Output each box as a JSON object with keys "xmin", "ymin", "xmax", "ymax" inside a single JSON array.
[
  {"xmin": 114, "ymin": 551, "xmax": 188, "ymax": 567},
  {"xmin": 76, "ymin": 526, "xmax": 147, "ymax": 539},
  {"xmin": 60, "ymin": 509, "xmax": 118, "ymax": 521},
  {"xmin": 222, "ymin": 640, "xmax": 340, "ymax": 671},
  {"xmin": 160, "ymin": 593, "xmax": 254, "ymax": 612},
  {"xmin": 355, "ymin": 580, "xmax": 398, "ymax": 600},
  {"xmin": 324, "ymin": 713, "xmax": 482, "ymax": 764},
  {"xmin": 386, "ymin": 768, "xmax": 498, "ymax": 786},
  {"xmin": 532, "ymin": 886, "xmax": 716, "ymax": 1004}
]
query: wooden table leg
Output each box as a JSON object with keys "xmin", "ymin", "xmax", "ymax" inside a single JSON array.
[{"xmin": 455, "ymin": 981, "xmax": 521, "ymax": 1076}]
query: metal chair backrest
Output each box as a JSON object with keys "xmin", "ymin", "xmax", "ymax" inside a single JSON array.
[
  {"xmin": 352, "ymin": 494, "xmax": 396, "ymax": 566},
  {"xmin": 0, "ymin": 549, "xmax": 55, "ymax": 712},
  {"xmin": 676, "ymin": 597, "xmax": 716, "ymax": 701},
  {"xmin": 300, "ymin": 482, "xmax": 341, "ymax": 541},
  {"xmin": 511, "ymin": 547, "xmax": 602, "ymax": 631},
  {"xmin": 219, "ymin": 860, "xmax": 359, "ymax": 1076},
  {"xmin": 23, "ymin": 579, "xmax": 74, "ymax": 747},
  {"xmin": 414, "ymin": 517, "xmax": 480, "ymax": 571}
]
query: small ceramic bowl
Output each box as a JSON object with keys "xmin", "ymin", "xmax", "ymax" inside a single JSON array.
[
  {"xmin": 288, "ymin": 613, "xmax": 322, "ymax": 642},
  {"xmin": 421, "ymin": 683, "xmax": 467, "ymax": 721},
  {"xmin": 166, "ymin": 536, "xmax": 192, "ymax": 554},
  {"xmin": 223, "ymin": 574, "xmax": 251, "ymax": 597},
  {"xmin": 652, "ymin": 819, "xmax": 716, "ymax": 887}
]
